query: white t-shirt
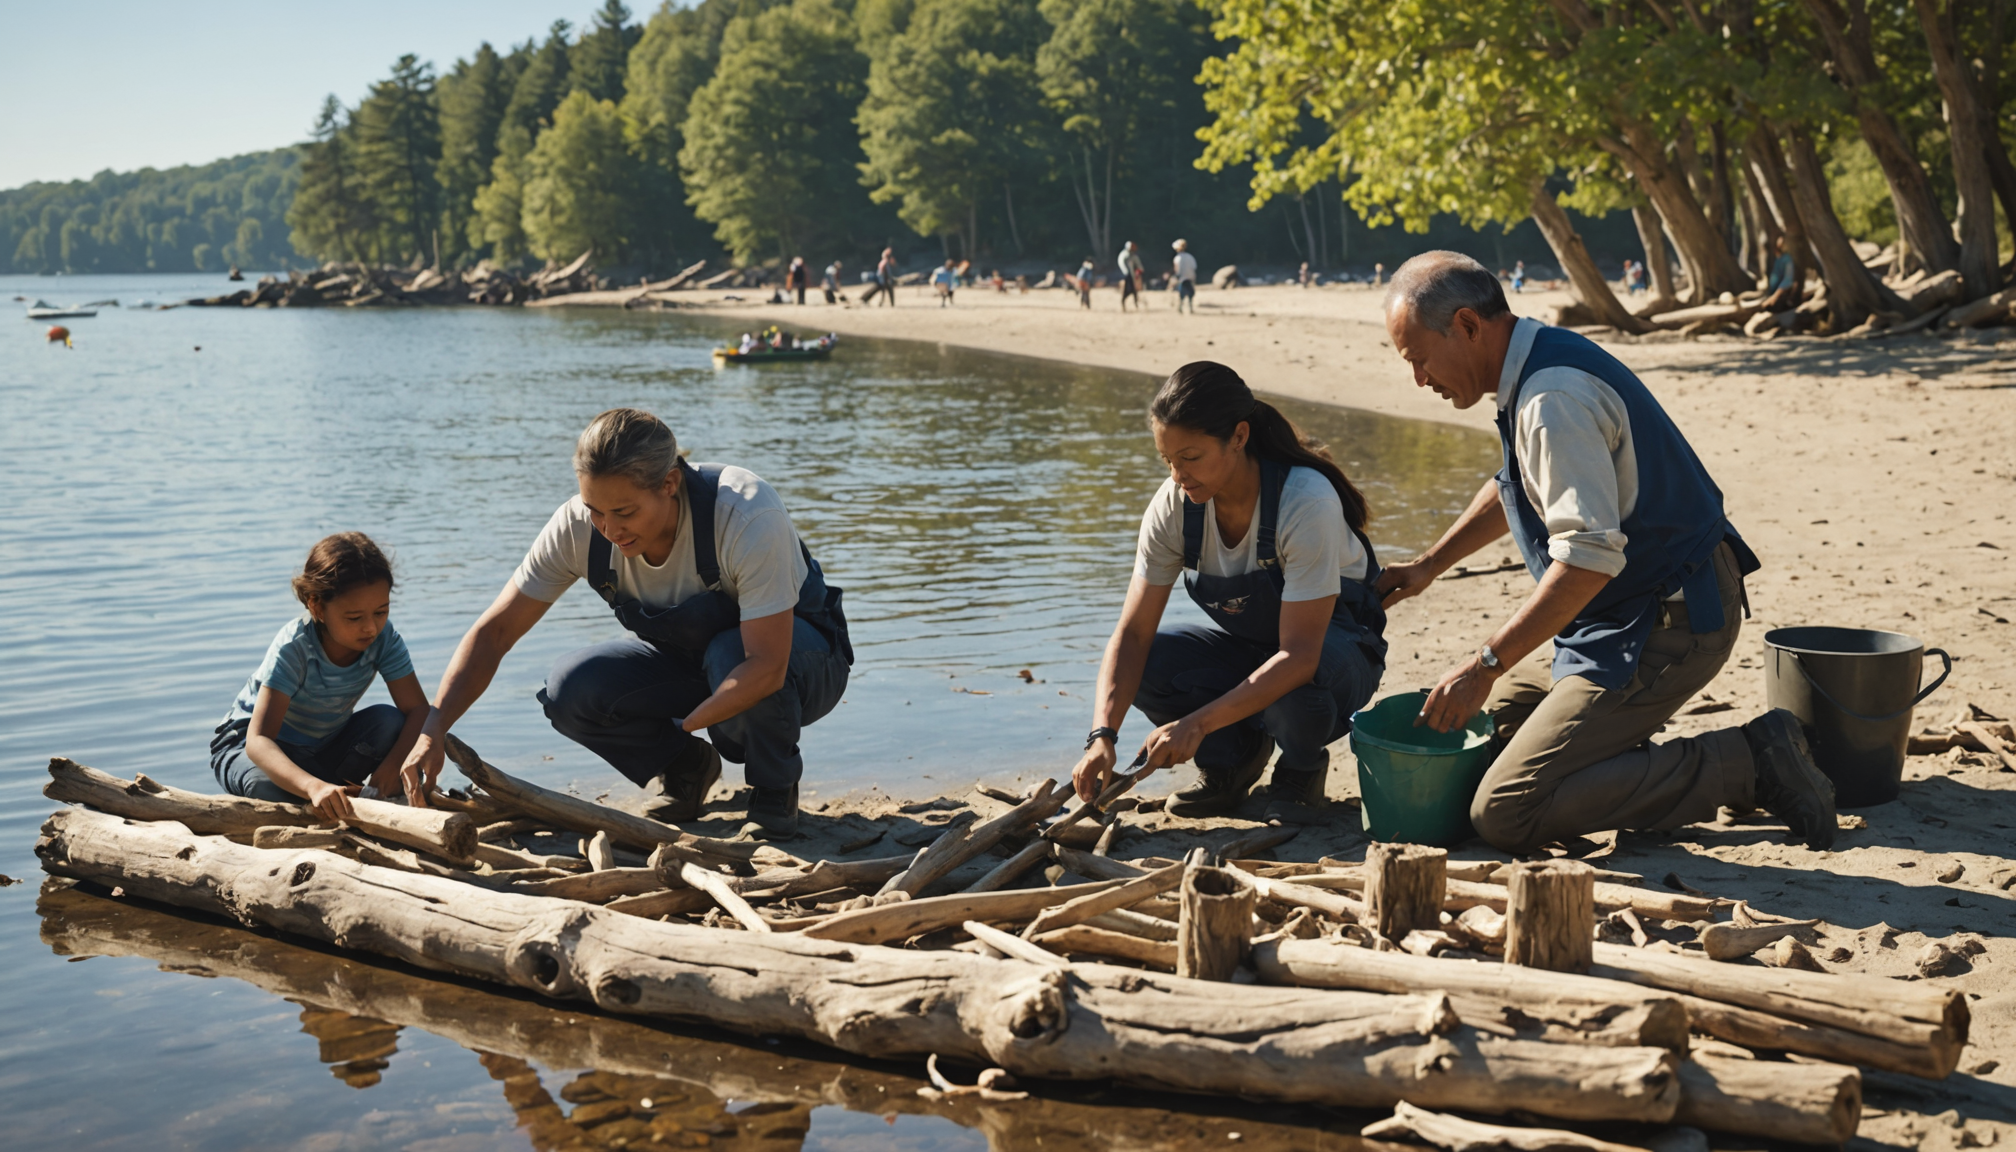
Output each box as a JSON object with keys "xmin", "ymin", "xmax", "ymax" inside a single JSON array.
[
  {"xmin": 513, "ymin": 463, "xmax": 808, "ymax": 620},
  {"xmin": 1134, "ymin": 465, "xmax": 1367, "ymax": 601},
  {"xmin": 1173, "ymin": 252, "xmax": 1198, "ymax": 283}
]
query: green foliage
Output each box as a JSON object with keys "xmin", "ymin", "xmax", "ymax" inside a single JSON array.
[
  {"xmin": 1826, "ymin": 134, "xmax": 1899, "ymax": 246},
  {"xmin": 287, "ymin": 95, "xmax": 369, "ymax": 262},
  {"xmin": 521, "ymin": 90, "xmax": 642, "ymax": 261},
  {"xmin": 473, "ymin": 123, "xmax": 534, "ymax": 262},
  {"xmin": 678, "ymin": 0, "xmax": 876, "ymax": 262},
  {"xmin": 436, "ymin": 44, "xmax": 513, "ymax": 265},
  {"xmin": 502, "ymin": 22, "xmax": 575, "ymax": 143},
  {"xmin": 570, "ymin": 1, "xmax": 641, "ymax": 102},
  {"xmin": 1, "ymin": 148, "xmax": 300, "ymax": 274},
  {"xmin": 350, "ymin": 54, "xmax": 441, "ymax": 262},
  {"xmin": 857, "ymin": 0, "xmax": 1051, "ymax": 254}
]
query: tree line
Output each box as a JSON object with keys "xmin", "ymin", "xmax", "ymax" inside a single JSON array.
[
  {"xmin": 2, "ymin": 151, "xmax": 299, "ymax": 275},
  {"xmin": 1196, "ymin": 0, "xmax": 2015, "ymax": 328}
]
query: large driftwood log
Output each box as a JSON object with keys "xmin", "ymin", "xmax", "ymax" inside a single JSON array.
[
  {"xmin": 881, "ymin": 780, "xmax": 1066, "ymax": 897},
  {"xmin": 1676, "ymin": 992, "xmax": 1955, "ymax": 1080},
  {"xmin": 1505, "ymin": 861, "xmax": 1595, "ymax": 973},
  {"xmin": 1590, "ymin": 942, "xmax": 1968, "ymax": 1067},
  {"xmin": 36, "ymin": 807, "xmax": 1688, "ymax": 1124},
  {"xmin": 1253, "ymin": 938, "xmax": 1689, "ymax": 1050},
  {"xmin": 46, "ymin": 757, "xmax": 475, "ymax": 860},
  {"xmin": 1365, "ymin": 843, "xmax": 1446, "ymax": 940},
  {"xmin": 444, "ymin": 735, "xmax": 753, "ymax": 865},
  {"xmin": 1178, "ymin": 866, "xmax": 1255, "ymax": 981},
  {"xmin": 1673, "ymin": 1053, "xmax": 1860, "ymax": 1146}
]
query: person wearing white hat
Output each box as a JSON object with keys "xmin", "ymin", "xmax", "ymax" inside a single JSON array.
[{"xmin": 1171, "ymin": 239, "xmax": 1197, "ymax": 313}]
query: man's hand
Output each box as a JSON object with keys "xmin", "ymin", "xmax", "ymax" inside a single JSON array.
[
  {"xmin": 1375, "ymin": 559, "xmax": 1437, "ymax": 609},
  {"xmin": 400, "ymin": 731, "xmax": 446, "ymax": 808},
  {"xmin": 1139, "ymin": 717, "xmax": 1208, "ymax": 771},
  {"xmin": 1418, "ymin": 656, "xmax": 1500, "ymax": 734},
  {"xmin": 305, "ymin": 779, "xmax": 360, "ymax": 823},
  {"xmin": 1071, "ymin": 740, "xmax": 1118, "ymax": 803}
]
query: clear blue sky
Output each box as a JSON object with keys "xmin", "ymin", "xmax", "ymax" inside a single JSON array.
[{"xmin": 0, "ymin": 1, "xmax": 642, "ymax": 189}]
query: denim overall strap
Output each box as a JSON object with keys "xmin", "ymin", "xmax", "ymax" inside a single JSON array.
[
  {"xmin": 1179, "ymin": 458, "xmax": 1288, "ymax": 569},
  {"xmin": 588, "ymin": 461, "xmax": 724, "ymax": 606}
]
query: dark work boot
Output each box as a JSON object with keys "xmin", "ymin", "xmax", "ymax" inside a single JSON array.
[
  {"xmin": 1259, "ymin": 760, "xmax": 1330, "ymax": 826},
  {"xmin": 1167, "ymin": 735, "xmax": 1273, "ymax": 819},
  {"xmin": 742, "ymin": 784, "xmax": 800, "ymax": 839},
  {"xmin": 1744, "ymin": 709, "xmax": 1836, "ymax": 850},
  {"xmin": 642, "ymin": 739, "xmax": 722, "ymax": 826}
]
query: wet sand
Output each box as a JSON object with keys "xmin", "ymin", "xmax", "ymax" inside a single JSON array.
[{"xmin": 686, "ymin": 281, "xmax": 2016, "ymax": 1148}]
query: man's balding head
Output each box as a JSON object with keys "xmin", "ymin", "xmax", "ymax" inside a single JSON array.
[
  {"xmin": 1384, "ymin": 251, "xmax": 1510, "ymax": 334},
  {"xmin": 1382, "ymin": 251, "xmax": 1518, "ymax": 411}
]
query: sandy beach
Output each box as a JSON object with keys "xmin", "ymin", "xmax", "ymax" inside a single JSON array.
[{"xmin": 675, "ymin": 280, "xmax": 2016, "ymax": 1147}]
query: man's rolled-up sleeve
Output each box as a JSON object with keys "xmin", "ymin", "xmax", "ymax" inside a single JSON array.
[{"xmin": 1516, "ymin": 384, "xmax": 1629, "ymax": 577}]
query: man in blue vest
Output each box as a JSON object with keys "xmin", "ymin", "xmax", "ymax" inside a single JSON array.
[{"xmin": 1373, "ymin": 252, "xmax": 1838, "ymax": 853}]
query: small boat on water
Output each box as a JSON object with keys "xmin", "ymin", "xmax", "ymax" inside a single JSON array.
[
  {"xmin": 26, "ymin": 299, "xmax": 100, "ymax": 320},
  {"xmin": 713, "ymin": 332, "xmax": 838, "ymax": 364}
]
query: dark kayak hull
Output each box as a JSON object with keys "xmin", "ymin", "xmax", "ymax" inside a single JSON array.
[{"xmin": 712, "ymin": 346, "xmax": 832, "ymax": 363}]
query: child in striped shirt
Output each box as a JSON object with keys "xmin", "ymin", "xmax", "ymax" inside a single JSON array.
[{"xmin": 210, "ymin": 533, "xmax": 431, "ymax": 820}]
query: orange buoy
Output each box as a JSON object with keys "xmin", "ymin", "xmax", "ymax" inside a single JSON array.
[{"xmin": 46, "ymin": 325, "xmax": 72, "ymax": 348}]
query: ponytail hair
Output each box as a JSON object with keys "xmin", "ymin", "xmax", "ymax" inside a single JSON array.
[{"xmin": 1150, "ymin": 361, "xmax": 1370, "ymax": 531}]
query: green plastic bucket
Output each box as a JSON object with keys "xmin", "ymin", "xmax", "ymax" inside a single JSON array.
[{"xmin": 1350, "ymin": 691, "xmax": 1497, "ymax": 846}]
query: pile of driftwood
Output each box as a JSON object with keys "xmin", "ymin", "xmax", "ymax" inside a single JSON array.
[
  {"xmin": 181, "ymin": 250, "xmax": 615, "ymax": 310},
  {"xmin": 1910, "ymin": 703, "xmax": 2016, "ymax": 773},
  {"xmin": 37, "ymin": 742, "xmax": 1973, "ymax": 1147}
]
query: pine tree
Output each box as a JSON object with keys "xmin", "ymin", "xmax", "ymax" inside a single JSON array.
[
  {"xmin": 287, "ymin": 95, "xmax": 372, "ymax": 262},
  {"xmin": 570, "ymin": 0, "xmax": 639, "ymax": 103},
  {"xmin": 351, "ymin": 55, "xmax": 441, "ymax": 263},
  {"xmin": 437, "ymin": 44, "xmax": 511, "ymax": 266}
]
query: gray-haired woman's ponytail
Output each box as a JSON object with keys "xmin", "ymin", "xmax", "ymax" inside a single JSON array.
[{"xmin": 1149, "ymin": 361, "xmax": 1370, "ymax": 531}]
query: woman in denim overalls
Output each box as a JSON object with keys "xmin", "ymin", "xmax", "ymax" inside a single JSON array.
[{"xmin": 1071, "ymin": 362, "xmax": 1388, "ymax": 824}]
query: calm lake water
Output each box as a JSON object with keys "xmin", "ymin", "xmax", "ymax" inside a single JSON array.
[{"xmin": 1, "ymin": 273, "xmax": 1498, "ymax": 1150}]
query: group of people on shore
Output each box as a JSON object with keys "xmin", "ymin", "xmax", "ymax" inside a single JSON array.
[{"xmin": 213, "ymin": 252, "xmax": 1839, "ymax": 856}]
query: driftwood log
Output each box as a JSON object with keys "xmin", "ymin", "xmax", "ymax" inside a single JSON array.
[
  {"xmin": 444, "ymin": 735, "xmax": 754, "ymax": 866},
  {"xmin": 1178, "ymin": 866, "xmax": 1255, "ymax": 981},
  {"xmin": 36, "ymin": 807, "xmax": 1694, "ymax": 1124},
  {"xmin": 966, "ymin": 838, "xmax": 1049, "ymax": 893},
  {"xmin": 1673, "ymin": 1053, "xmax": 1860, "ymax": 1145},
  {"xmin": 1365, "ymin": 843, "xmax": 1446, "ymax": 940},
  {"xmin": 1253, "ymin": 938, "xmax": 1689, "ymax": 1050},
  {"xmin": 1590, "ymin": 942, "xmax": 1968, "ymax": 1073},
  {"xmin": 1032, "ymin": 925, "xmax": 1177, "ymax": 969},
  {"xmin": 1699, "ymin": 919, "xmax": 1819, "ymax": 961},
  {"xmin": 1025, "ymin": 861, "xmax": 1185, "ymax": 938},
  {"xmin": 1362, "ymin": 1101, "xmax": 1665, "ymax": 1152},
  {"xmin": 794, "ymin": 879, "xmax": 1129, "ymax": 944},
  {"xmin": 1504, "ymin": 860, "xmax": 1595, "ymax": 973},
  {"xmin": 1308, "ymin": 866, "xmax": 1716, "ymax": 922},
  {"xmin": 48, "ymin": 757, "xmax": 475, "ymax": 860}
]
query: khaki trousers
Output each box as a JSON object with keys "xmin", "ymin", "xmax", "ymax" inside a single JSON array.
[{"xmin": 1470, "ymin": 543, "xmax": 1756, "ymax": 853}]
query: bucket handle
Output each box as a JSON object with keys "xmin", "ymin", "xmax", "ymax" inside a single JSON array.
[{"xmin": 1784, "ymin": 647, "xmax": 1952, "ymax": 724}]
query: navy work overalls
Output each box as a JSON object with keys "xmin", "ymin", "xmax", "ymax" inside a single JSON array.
[
  {"xmin": 1495, "ymin": 327, "xmax": 1759, "ymax": 689},
  {"xmin": 1134, "ymin": 459, "xmax": 1388, "ymax": 777},
  {"xmin": 538, "ymin": 462, "xmax": 852, "ymax": 789}
]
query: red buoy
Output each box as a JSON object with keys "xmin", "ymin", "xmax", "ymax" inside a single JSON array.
[{"xmin": 46, "ymin": 325, "xmax": 72, "ymax": 348}]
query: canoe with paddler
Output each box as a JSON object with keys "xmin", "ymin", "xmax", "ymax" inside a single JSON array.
[{"xmin": 714, "ymin": 327, "xmax": 837, "ymax": 364}]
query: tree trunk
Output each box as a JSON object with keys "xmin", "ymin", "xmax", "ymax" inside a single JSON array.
[
  {"xmin": 1601, "ymin": 122, "xmax": 1752, "ymax": 302},
  {"xmin": 1177, "ymin": 865, "xmax": 1255, "ymax": 981},
  {"xmin": 1736, "ymin": 153, "xmax": 1780, "ymax": 280},
  {"xmin": 1743, "ymin": 128, "xmax": 1814, "ymax": 276},
  {"xmin": 34, "ymin": 807, "xmax": 1691, "ymax": 1124},
  {"xmin": 1709, "ymin": 122, "xmax": 1740, "ymax": 259},
  {"xmin": 1782, "ymin": 126, "xmax": 1909, "ymax": 326},
  {"xmin": 1503, "ymin": 860, "xmax": 1595, "ymax": 973},
  {"xmin": 1800, "ymin": 0, "xmax": 1963, "ymax": 275},
  {"xmin": 1529, "ymin": 184, "xmax": 1656, "ymax": 332},
  {"xmin": 1916, "ymin": 0, "xmax": 2005, "ymax": 298},
  {"xmin": 1633, "ymin": 205, "xmax": 1679, "ymax": 306},
  {"xmin": 1003, "ymin": 183, "xmax": 1023, "ymax": 256},
  {"xmin": 1364, "ymin": 843, "xmax": 1446, "ymax": 941},
  {"xmin": 1254, "ymin": 938, "xmax": 1689, "ymax": 1050}
]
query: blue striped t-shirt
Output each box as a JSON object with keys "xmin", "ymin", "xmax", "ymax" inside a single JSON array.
[{"xmin": 222, "ymin": 616, "xmax": 415, "ymax": 747}]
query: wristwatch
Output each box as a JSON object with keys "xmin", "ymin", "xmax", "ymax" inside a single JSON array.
[
  {"xmin": 1085, "ymin": 726, "xmax": 1120, "ymax": 750},
  {"xmin": 1477, "ymin": 644, "xmax": 1503, "ymax": 671}
]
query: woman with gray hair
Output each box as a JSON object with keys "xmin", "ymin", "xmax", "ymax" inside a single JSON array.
[{"xmin": 396, "ymin": 408, "xmax": 851, "ymax": 838}]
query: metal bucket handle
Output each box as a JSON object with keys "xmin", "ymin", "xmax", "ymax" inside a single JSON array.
[{"xmin": 1783, "ymin": 647, "xmax": 1952, "ymax": 724}]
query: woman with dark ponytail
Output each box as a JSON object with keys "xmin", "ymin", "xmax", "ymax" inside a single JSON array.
[{"xmin": 1071, "ymin": 362, "xmax": 1388, "ymax": 822}]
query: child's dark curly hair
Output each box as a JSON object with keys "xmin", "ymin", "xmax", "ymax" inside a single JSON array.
[{"xmin": 292, "ymin": 533, "xmax": 393, "ymax": 608}]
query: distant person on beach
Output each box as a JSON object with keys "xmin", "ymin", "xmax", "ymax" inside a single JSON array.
[
  {"xmin": 786, "ymin": 257, "xmax": 808, "ymax": 305},
  {"xmin": 1298, "ymin": 262, "xmax": 1311, "ymax": 288},
  {"xmin": 397, "ymin": 409, "xmax": 853, "ymax": 840},
  {"xmin": 211, "ymin": 533, "xmax": 431, "ymax": 819},
  {"xmin": 932, "ymin": 259, "xmax": 957, "ymax": 307},
  {"xmin": 1510, "ymin": 260, "xmax": 1526, "ymax": 293},
  {"xmin": 1070, "ymin": 363, "xmax": 1388, "ymax": 823},
  {"xmin": 1374, "ymin": 251, "xmax": 1834, "ymax": 855},
  {"xmin": 1172, "ymin": 239, "xmax": 1197, "ymax": 313},
  {"xmin": 864, "ymin": 248, "xmax": 897, "ymax": 307},
  {"xmin": 1117, "ymin": 241, "xmax": 1143, "ymax": 311},
  {"xmin": 1075, "ymin": 258, "xmax": 1096, "ymax": 308},
  {"xmin": 1760, "ymin": 235, "xmax": 1802, "ymax": 312},
  {"xmin": 821, "ymin": 260, "xmax": 843, "ymax": 305},
  {"xmin": 1373, "ymin": 261, "xmax": 1384, "ymax": 286}
]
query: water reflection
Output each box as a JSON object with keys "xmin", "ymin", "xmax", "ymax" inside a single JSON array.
[{"xmin": 38, "ymin": 883, "xmax": 1368, "ymax": 1151}]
